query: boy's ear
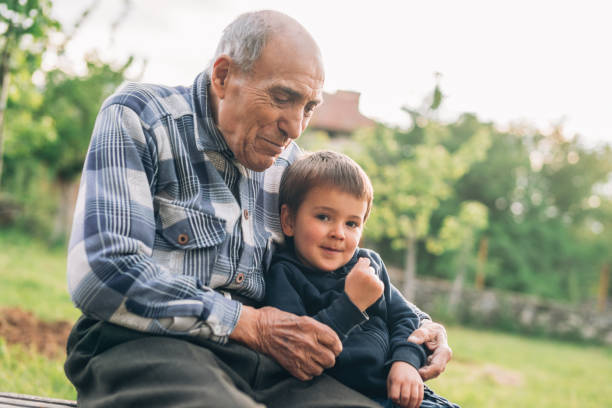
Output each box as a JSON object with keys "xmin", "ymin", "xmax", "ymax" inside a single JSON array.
[{"xmin": 280, "ymin": 204, "xmax": 295, "ymax": 237}]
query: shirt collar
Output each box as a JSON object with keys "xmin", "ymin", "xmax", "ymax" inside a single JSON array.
[{"xmin": 192, "ymin": 71, "xmax": 234, "ymax": 156}]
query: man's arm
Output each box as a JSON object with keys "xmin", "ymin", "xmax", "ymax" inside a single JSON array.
[
  {"xmin": 408, "ymin": 320, "xmax": 453, "ymax": 381},
  {"xmin": 67, "ymin": 102, "xmax": 241, "ymax": 342}
]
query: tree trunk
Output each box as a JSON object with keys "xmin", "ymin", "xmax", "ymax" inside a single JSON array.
[
  {"xmin": 474, "ymin": 236, "xmax": 488, "ymax": 290},
  {"xmin": 0, "ymin": 35, "xmax": 12, "ymax": 185},
  {"xmin": 448, "ymin": 243, "xmax": 470, "ymax": 311},
  {"xmin": 402, "ymin": 236, "xmax": 417, "ymax": 301},
  {"xmin": 598, "ymin": 263, "xmax": 609, "ymax": 312},
  {"xmin": 50, "ymin": 179, "xmax": 80, "ymax": 243}
]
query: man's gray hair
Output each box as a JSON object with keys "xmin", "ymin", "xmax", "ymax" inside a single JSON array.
[{"xmin": 207, "ymin": 11, "xmax": 274, "ymax": 75}]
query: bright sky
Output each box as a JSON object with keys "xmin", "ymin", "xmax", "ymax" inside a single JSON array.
[{"xmin": 50, "ymin": 0, "xmax": 611, "ymax": 148}]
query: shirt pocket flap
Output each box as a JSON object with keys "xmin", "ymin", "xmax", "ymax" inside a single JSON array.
[{"xmin": 156, "ymin": 200, "xmax": 226, "ymax": 249}]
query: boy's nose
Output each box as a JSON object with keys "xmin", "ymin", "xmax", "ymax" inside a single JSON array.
[{"xmin": 330, "ymin": 224, "xmax": 345, "ymax": 239}]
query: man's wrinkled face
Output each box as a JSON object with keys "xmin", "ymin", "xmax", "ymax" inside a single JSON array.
[{"xmin": 213, "ymin": 35, "xmax": 324, "ymax": 171}]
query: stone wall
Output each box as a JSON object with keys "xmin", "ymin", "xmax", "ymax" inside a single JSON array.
[{"xmin": 409, "ymin": 277, "xmax": 612, "ymax": 345}]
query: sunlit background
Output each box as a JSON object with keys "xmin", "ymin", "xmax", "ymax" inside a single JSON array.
[{"xmin": 51, "ymin": 0, "xmax": 611, "ymax": 147}]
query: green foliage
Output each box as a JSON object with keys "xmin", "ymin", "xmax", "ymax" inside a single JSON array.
[
  {"xmin": 38, "ymin": 56, "xmax": 132, "ymax": 181},
  {"xmin": 0, "ymin": 0, "xmax": 59, "ymax": 40},
  {"xmin": 1, "ymin": 0, "xmax": 132, "ymax": 240},
  {"xmin": 427, "ymin": 201, "xmax": 488, "ymax": 255},
  {"xmin": 437, "ymin": 125, "xmax": 612, "ymax": 302},
  {"xmin": 0, "ymin": 0, "xmax": 60, "ymax": 181},
  {"xmin": 351, "ymin": 123, "xmax": 491, "ymax": 249},
  {"xmin": 4, "ymin": 55, "xmax": 131, "ymax": 183}
]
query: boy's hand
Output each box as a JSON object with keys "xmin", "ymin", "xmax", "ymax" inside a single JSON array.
[
  {"xmin": 344, "ymin": 257, "xmax": 384, "ymax": 311},
  {"xmin": 387, "ymin": 361, "xmax": 424, "ymax": 408}
]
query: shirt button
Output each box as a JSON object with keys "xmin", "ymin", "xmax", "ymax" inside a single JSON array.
[
  {"xmin": 243, "ymin": 209, "xmax": 249, "ymax": 220},
  {"xmin": 177, "ymin": 233, "xmax": 189, "ymax": 245},
  {"xmin": 235, "ymin": 273, "xmax": 245, "ymax": 284}
]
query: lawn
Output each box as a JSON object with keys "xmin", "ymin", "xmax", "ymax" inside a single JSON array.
[{"xmin": 1, "ymin": 231, "xmax": 611, "ymax": 406}]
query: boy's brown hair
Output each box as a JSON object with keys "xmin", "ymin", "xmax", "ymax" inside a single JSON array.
[{"xmin": 279, "ymin": 150, "xmax": 374, "ymax": 221}]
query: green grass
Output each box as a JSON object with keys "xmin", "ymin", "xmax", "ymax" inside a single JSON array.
[
  {"xmin": 0, "ymin": 230, "xmax": 80, "ymax": 322},
  {"xmin": 1, "ymin": 230, "xmax": 611, "ymax": 405},
  {"xmin": 0, "ymin": 339, "xmax": 76, "ymax": 400},
  {"xmin": 428, "ymin": 326, "xmax": 612, "ymax": 407}
]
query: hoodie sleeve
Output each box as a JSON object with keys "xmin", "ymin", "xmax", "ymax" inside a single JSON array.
[
  {"xmin": 264, "ymin": 262, "xmax": 368, "ymax": 341},
  {"xmin": 366, "ymin": 251, "xmax": 428, "ymax": 370}
]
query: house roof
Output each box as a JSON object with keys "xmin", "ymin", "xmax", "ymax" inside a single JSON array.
[{"xmin": 309, "ymin": 90, "xmax": 375, "ymax": 134}]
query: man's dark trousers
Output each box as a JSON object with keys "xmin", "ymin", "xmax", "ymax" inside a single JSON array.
[{"xmin": 65, "ymin": 316, "xmax": 381, "ymax": 407}]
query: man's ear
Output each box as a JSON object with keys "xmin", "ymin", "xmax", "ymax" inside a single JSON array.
[
  {"xmin": 280, "ymin": 204, "xmax": 295, "ymax": 237},
  {"xmin": 210, "ymin": 55, "xmax": 232, "ymax": 99}
]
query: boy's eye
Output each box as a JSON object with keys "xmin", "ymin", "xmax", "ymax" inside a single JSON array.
[
  {"xmin": 346, "ymin": 221, "xmax": 359, "ymax": 228},
  {"xmin": 315, "ymin": 214, "xmax": 329, "ymax": 221}
]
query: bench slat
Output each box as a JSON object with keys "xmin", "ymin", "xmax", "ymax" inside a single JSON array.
[{"xmin": 0, "ymin": 393, "xmax": 77, "ymax": 408}]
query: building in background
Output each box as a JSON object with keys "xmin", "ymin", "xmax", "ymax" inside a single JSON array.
[{"xmin": 309, "ymin": 90, "xmax": 375, "ymax": 138}]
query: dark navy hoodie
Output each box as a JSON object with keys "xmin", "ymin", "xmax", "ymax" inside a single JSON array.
[{"xmin": 264, "ymin": 245, "xmax": 429, "ymax": 398}]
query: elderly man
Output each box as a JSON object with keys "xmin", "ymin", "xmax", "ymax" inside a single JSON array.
[{"xmin": 65, "ymin": 10, "xmax": 452, "ymax": 408}]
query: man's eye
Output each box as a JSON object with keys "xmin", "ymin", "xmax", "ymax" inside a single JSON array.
[
  {"xmin": 304, "ymin": 103, "xmax": 317, "ymax": 116},
  {"xmin": 273, "ymin": 95, "xmax": 290, "ymax": 104}
]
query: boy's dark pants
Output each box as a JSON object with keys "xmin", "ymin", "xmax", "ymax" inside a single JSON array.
[{"xmin": 65, "ymin": 315, "xmax": 380, "ymax": 408}]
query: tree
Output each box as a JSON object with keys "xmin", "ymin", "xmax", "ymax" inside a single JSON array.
[
  {"xmin": 2, "ymin": 54, "xmax": 132, "ymax": 240},
  {"xmin": 440, "ymin": 121, "xmax": 612, "ymax": 303},
  {"xmin": 350, "ymin": 106, "xmax": 491, "ymax": 300},
  {"xmin": 0, "ymin": 0, "xmax": 59, "ymax": 183}
]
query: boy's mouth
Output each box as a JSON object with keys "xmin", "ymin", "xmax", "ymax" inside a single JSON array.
[{"xmin": 320, "ymin": 246, "xmax": 343, "ymax": 253}]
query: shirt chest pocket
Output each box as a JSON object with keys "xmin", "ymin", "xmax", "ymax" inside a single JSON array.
[
  {"xmin": 155, "ymin": 199, "xmax": 226, "ymax": 249},
  {"xmin": 153, "ymin": 199, "xmax": 227, "ymax": 281}
]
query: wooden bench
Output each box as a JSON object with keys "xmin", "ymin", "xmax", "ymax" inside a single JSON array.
[{"xmin": 0, "ymin": 393, "xmax": 76, "ymax": 407}]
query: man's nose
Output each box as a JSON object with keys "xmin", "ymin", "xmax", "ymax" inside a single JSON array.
[{"xmin": 278, "ymin": 107, "xmax": 304, "ymax": 140}]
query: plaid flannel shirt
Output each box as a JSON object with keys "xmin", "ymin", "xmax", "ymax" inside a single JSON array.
[{"xmin": 67, "ymin": 71, "xmax": 301, "ymax": 343}]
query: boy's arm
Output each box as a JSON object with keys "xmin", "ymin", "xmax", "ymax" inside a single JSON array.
[
  {"xmin": 386, "ymin": 284, "xmax": 428, "ymax": 370},
  {"xmin": 265, "ymin": 263, "xmax": 368, "ymax": 342},
  {"xmin": 368, "ymin": 252, "xmax": 428, "ymax": 370}
]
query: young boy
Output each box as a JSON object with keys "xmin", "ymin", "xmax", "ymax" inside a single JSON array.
[{"xmin": 264, "ymin": 151, "xmax": 459, "ymax": 408}]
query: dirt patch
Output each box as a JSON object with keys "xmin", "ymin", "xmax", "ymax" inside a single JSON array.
[{"xmin": 0, "ymin": 307, "xmax": 72, "ymax": 359}]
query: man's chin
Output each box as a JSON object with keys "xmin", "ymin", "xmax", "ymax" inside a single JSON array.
[{"xmin": 245, "ymin": 155, "xmax": 277, "ymax": 172}]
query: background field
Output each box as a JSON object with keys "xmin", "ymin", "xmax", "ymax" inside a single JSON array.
[{"xmin": 1, "ymin": 231, "xmax": 610, "ymax": 407}]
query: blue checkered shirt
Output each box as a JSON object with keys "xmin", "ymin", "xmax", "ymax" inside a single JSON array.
[{"xmin": 67, "ymin": 71, "xmax": 301, "ymax": 343}]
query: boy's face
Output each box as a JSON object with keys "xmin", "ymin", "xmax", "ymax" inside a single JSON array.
[{"xmin": 280, "ymin": 185, "xmax": 367, "ymax": 272}]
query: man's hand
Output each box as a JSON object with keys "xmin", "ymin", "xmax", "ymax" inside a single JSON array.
[
  {"xmin": 387, "ymin": 361, "xmax": 424, "ymax": 408},
  {"xmin": 344, "ymin": 257, "xmax": 384, "ymax": 311},
  {"xmin": 230, "ymin": 305, "xmax": 342, "ymax": 381},
  {"xmin": 407, "ymin": 320, "xmax": 453, "ymax": 381}
]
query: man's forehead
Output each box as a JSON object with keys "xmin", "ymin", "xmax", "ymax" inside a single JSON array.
[
  {"xmin": 249, "ymin": 29, "xmax": 325, "ymax": 100},
  {"xmin": 271, "ymin": 82, "xmax": 324, "ymax": 103}
]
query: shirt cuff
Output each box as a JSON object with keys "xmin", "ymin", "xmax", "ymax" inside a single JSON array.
[{"xmin": 204, "ymin": 290, "xmax": 242, "ymax": 343}]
